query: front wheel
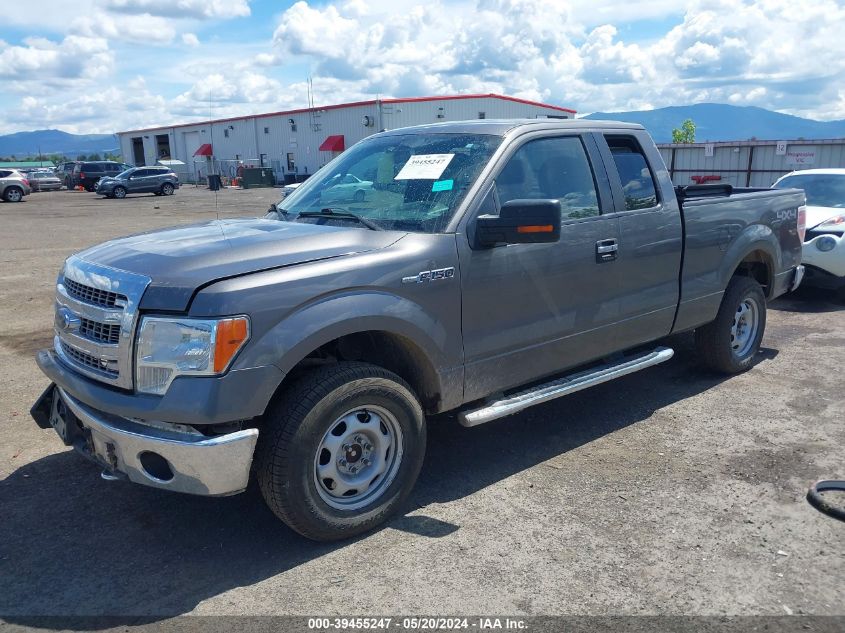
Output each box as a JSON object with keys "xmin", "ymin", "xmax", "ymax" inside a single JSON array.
[
  {"xmin": 695, "ymin": 275, "xmax": 767, "ymax": 374},
  {"xmin": 161, "ymin": 183, "xmax": 175, "ymax": 196},
  {"xmin": 112, "ymin": 186, "xmax": 126, "ymax": 199},
  {"xmin": 256, "ymin": 362, "xmax": 426, "ymax": 541}
]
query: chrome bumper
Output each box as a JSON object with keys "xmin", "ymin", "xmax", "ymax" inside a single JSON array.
[{"xmin": 56, "ymin": 387, "xmax": 258, "ymax": 496}]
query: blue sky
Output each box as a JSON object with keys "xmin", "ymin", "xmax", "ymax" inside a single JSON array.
[{"xmin": 1, "ymin": 0, "xmax": 843, "ymax": 135}]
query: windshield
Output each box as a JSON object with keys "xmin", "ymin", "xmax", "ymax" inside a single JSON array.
[
  {"xmin": 115, "ymin": 169, "xmax": 133, "ymax": 179},
  {"xmin": 279, "ymin": 132, "xmax": 502, "ymax": 233},
  {"xmin": 774, "ymin": 174, "xmax": 845, "ymax": 208}
]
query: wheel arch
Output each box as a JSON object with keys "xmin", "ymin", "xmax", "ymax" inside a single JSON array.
[
  {"xmin": 278, "ymin": 330, "xmax": 445, "ymax": 414},
  {"xmin": 720, "ymin": 225, "xmax": 780, "ymax": 298}
]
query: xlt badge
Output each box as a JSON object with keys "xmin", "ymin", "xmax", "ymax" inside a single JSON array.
[{"xmin": 402, "ymin": 267, "xmax": 456, "ymax": 284}]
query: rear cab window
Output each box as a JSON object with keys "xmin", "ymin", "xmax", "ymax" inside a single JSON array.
[{"xmin": 603, "ymin": 135, "xmax": 660, "ymax": 211}]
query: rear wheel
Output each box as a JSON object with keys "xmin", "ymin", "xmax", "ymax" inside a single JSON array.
[
  {"xmin": 3, "ymin": 187, "xmax": 23, "ymax": 202},
  {"xmin": 161, "ymin": 182, "xmax": 175, "ymax": 196},
  {"xmin": 113, "ymin": 186, "xmax": 127, "ymax": 199},
  {"xmin": 695, "ymin": 275, "xmax": 767, "ymax": 374},
  {"xmin": 256, "ymin": 362, "xmax": 426, "ymax": 541}
]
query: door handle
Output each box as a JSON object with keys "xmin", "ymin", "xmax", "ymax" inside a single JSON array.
[{"xmin": 596, "ymin": 239, "xmax": 618, "ymax": 262}]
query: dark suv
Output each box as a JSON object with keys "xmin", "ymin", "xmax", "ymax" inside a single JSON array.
[
  {"xmin": 96, "ymin": 166, "xmax": 180, "ymax": 199},
  {"xmin": 72, "ymin": 161, "xmax": 127, "ymax": 191}
]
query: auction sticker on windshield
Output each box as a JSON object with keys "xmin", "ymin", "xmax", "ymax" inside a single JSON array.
[{"xmin": 395, "ymin": 154, "xmax": 455, "ymax": 180}]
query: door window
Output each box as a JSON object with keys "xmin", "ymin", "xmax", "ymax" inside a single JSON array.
[
  {"xmin": 495, "ymin": 136, "xmax": 599, "ymax": 219},
  {"xmin": 605, "ymin": 136, "xmax": 659, "ymax": 210}
]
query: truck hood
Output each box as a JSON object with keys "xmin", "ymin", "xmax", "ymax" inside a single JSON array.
[
  {"xmin": 805, "ymin": 205, "xmax": 845, "ymax": 230},
  {"xmin": 76, "ymin": 218, "xmax": 403, "ymax": 310}
]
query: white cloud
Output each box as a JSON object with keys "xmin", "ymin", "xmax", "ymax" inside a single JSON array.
[
  {"xmin": 171, "ymin": 71, "xmax": 284, "ymax": 110},
  {"xmin": 71, "ymin": 12, "xmax": 177, "ymax": 45},
  {"xmin": 0, "ymin": 35, "xmax": 113, "ymax": 82},
  {"xmin": 3, "ymin": 0, "xmax": 845, "ymax": 135},
  {"xmin": 105, "ymin": 0, "xmax": 250, "ymax": 19},
  {"xmin": 5, "ymin": 84, "xmax": 168, "ymax": 134}
]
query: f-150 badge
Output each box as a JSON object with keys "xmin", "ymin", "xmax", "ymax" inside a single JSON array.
[{"xmin": 402, "ymin": 267, "xmax": 456, "ymax": 284}]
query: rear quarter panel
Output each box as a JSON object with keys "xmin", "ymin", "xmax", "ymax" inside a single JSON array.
[{"xmin": 674, "ymin": 188, "xmax": 804, "ymax": 332}]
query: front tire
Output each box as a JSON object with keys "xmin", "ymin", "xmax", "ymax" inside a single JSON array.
[
  {"xmin": 256, "ymin": 362, "xmax": 426, "ymax": 541},
  {"xmin": 113, "ymin": 186, "xmax": 126, "ymax": 199},
  {"xmin": 695, "ymin": 275, "xmax": 767, "ymax": 374},
  {"xmin": 161, "ymin": 182, "xmax": 175, "ymax": 196}
]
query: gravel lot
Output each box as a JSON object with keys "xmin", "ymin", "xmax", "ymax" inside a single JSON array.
[{"xmin": 0, "ymin": 187, "xmax": 842, "ymax": 620}]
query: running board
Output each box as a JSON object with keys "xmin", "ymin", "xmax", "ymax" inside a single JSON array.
[{"xmin": 458, "ymin": 346, "xmax": 674, "ymax": 427}]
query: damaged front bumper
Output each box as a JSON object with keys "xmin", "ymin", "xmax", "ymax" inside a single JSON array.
[{"xmin": 31, "ymin": 384, "xmax": 258, "ymax": 496}]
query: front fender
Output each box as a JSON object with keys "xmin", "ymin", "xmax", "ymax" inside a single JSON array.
[{"xmin": 248, "ymin": 291, "xmax": 454, "ymax": 374}]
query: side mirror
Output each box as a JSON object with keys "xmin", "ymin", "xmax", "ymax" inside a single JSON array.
[
  {"xmin": 476, "ymin": 199, "xmax": 561, "ymax": 248},
  {"xmin": 268, "ymin": 202, "xmax": 278, "ymax": 212}
]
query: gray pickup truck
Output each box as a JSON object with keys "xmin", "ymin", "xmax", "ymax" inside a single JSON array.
[{"xmin": 31, "ymin": 120, "xmax": 806, "ymax": 540}]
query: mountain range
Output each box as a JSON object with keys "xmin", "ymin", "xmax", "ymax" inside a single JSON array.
[
  {"xmin": 0, "ymin": 129, "xmax": 118, "ymax": 158},
  {"xmin": 584, "ymin": 103, "xmax": 845, "ymax": 143}
]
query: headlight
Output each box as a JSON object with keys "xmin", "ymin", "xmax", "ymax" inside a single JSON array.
[
  {"xmin": 135, "ymin": 316, "xmax": 249, "ymax": 395},
  {"xmin": 817, "ymin": 214, "xmax": 845, "ymax": 232}
]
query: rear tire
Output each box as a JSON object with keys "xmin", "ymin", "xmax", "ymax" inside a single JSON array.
[
  {"xmin": 695, "ymin": 275, "xmax": 767, "ymax": 374},
  {"xmin": 256, "ymin": 362, "xmax": 426, "ymax": 541}
]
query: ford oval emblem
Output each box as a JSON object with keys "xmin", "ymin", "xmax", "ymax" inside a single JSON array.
[{"xmin": 58, "ymin": 307, "xmax": 81, "ymax": 332}]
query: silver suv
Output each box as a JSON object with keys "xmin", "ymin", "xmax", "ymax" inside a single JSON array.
[
  {"xmin": 0, "ymin": 169, "xmax": 32, "ymax": 202},
  {"xmin": 96, "ymin": 166, "xmax": 180, "ymax": 199}
]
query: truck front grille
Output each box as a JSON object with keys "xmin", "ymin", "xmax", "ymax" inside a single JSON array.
[
  {"xmin": 60, "ymin": 341, "xmax": 119, "ymax": 377},
  {"xmin": 55, "ymin": 256, "xmax": 150, "ymax": 390},
  {"xmin": 79, "ymin": 318, "xmax": 121, "ymax": 344},
  {"xmin": 64, "ymin": 277, "xmax": 127, "ymax": 308}
]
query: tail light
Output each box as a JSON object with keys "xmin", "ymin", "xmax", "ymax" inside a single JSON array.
[
  {"xmin": 22, "ymin": 179, "xmax": 30, "ymax": 187},
  {"xmin": 79, "ymin": 172, "xmax": 86, "ymax": 179},
  {"xmin": 797, "ymin": 204, "xmax": 807, "ymax": 242}
]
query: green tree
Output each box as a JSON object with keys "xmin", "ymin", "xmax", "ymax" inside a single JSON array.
[
  {"xmin": 87, "ymin": 153, "xmax": 102, "ymax": 161},
  {"xmin": 104, "ymin": 151, "xmax": 123, "ymax": 162},
  {"xmin": 671, "ymin": 119, "xmax": 696, "ymax": 144}
]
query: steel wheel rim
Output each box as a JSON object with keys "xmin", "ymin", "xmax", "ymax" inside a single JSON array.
[
  {"xmin": 314, "ymin": 405, "xmax": 404, "ymax": 511},
  {"xmin": 731, "ymin": 296, "xmax": 759, "ymax": 357}
]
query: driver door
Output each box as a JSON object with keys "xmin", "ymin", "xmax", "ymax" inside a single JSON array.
[{"xmin": 459, "ymin": 133, "xmax": 622, "ymax": 401}]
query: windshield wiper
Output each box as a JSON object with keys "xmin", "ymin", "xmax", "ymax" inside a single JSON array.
[{"xmin": 298, "ymin": 208, "xmax": 383, "ymax": 231}]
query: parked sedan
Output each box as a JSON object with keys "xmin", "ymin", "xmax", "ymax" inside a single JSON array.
[
  {"xmin": 96, "ymin": 166, "xmax": 180, "ymax": 199},
  {"xmin": 0, "ymin": 169, "xmax": 32, "ymax": 202},
  {"xmin": 773, "ymin": 168, "xmax": 845, "ymax": 298},
  {"xmin": 28, "ymin": 169, "xmax": 63, "ymax": 192},
  {"xmin": 319, "ymin": 173, "xmax": 373, "ymax": 203}
]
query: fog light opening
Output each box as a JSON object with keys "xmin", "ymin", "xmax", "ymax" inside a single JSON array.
[
  {"xmin": 816, "ymin": 236, "xmax": 837, "ymax": 252},
  {"xmin": 139, "ymin": 451, "xmax": 174, "ymax": 482}
]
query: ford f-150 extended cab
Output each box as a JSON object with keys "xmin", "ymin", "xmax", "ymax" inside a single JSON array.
[{"xmin": 31, "ymin": 120, "xmax": 806, "ymax": 540}]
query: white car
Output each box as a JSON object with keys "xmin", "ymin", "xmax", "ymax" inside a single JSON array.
[
  {"xmin": 774, "ymin": 168, "xmax": 845, "ymax": 297},
  {"xmin": 320, "ymin": 173, "xmax": 373, "ymax": 203}
]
